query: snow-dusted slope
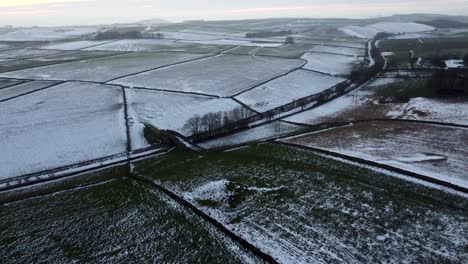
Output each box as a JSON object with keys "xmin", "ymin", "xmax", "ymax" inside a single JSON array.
[
  {"xmin": 341, "ymin": 22, "xmax": 435, "ymax": 39},
  {"xmin": 0, "ymin": 27, "xmax": 99, "ymax": 41}
]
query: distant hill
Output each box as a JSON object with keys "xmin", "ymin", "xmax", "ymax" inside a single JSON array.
[
  {"xmin": 136, "ymin": 19, "xmax": 171, "ymax": 26},
  {"xmin": 415, "ymin": 19, "xmax": 468, "ymax": 29}
]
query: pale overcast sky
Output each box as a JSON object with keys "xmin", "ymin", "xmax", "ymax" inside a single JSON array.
[{"xmin": 1, "ymin": 0, "xmax": 468, "ymax": 26}]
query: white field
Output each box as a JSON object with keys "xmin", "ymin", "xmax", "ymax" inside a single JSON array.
[
  {"xmin": 40, "ymin": 40, "xmax": 112, "ymax": 51},
  {"xmin": 0, "ymin": 48, "xmax": 62, "ymax": 59},
  {"xmin": 0, "ymin": 82, "xmax": 127, "ymax": 179},
  {"xmin": 0, "ymin": 80, "xmax": 58, "ymax": 101},
  {"xmin": 339, "ymin": 26, "xmax": 381, "ymax": 39},
  {"xmin": 127, "ymin": 89, "xmax": 245, "ymax": 148},
  {"xmin": 0, "ymin": 52, "xmax": 206, "ymax": 82},
  {"xmin": 112, "ymin": 55, "xmax": 304, "ymax": 97},
  {"xmin": 284, "ymin": 121, "xmax": 468, "ymax": 189},
  {"xmin": 284, "ymin": 95, "xmax": 356, "ymax": 124},
  {"xmin": 236, "ymin": 70, "xmax": 346, "ymax": 112},
  {"xmin": 0, "ymin": 27, "xmax": 99, "ymax": 41},
  {"xmin": 155, "ymin": 31, "xmax": 222, "ymax": 41},
  {"xmin": 308, "ymin": 45, "xmax": 365, "ymax": 57},
  {"xmin": 179, "ymin": 39, "xmax": 284, "ymax": 47},
  {"xmin": 301, "ymin": 52, "xmax": 362, "ymax": 76},
  {"xmin": 199, "ymin": 121, "xmax": 302, "ymax": 149}
]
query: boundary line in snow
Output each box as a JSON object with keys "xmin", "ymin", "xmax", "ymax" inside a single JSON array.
[
  {"xmin": 130, "ymin": 172, "xmax": 279, "ymax": 264},
  {"xmin": 0, "ymin": 79, "xmax": 31, "ymax": 90},
  {"xmin": 0, "ymin": 81, "xmax": 65, "ymax": 103},
  {"xmin": 230, "ymin": 59, "xmax": 308, "ymax": 98},
  {"xmin": 0, "ymin": 147, "xmax": 170, "ymax": 193},
  {"xmin": 128, "ymin": 86, "xmax": 221, "ymax": 99},
  {"xmin": 274, "ymin": 141, "xmax": 468, "ymax": 194}
]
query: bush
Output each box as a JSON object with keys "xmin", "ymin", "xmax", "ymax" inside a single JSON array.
[
  {"xmin": 464, "ymin": 54, "xmax": 468, "ymax": 66},
  {"xmin": 285, "ymin": 36, "xmax": 295, "ymax": 44}
]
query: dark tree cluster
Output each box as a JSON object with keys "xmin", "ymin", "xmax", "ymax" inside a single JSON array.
[
  {"xmin": 245, "ymin": 30, "xmax": 292, "ymax": 38},
  {"xmin": 95, "ymin": 30, "xmax": 142, "ymax": 40},
  {"xmin": 185, "ymin": 107, "xmax": 252, "ymax": 135},
  {"xmin": 464, "ymin": 54, "xmax": 468, "ymax": 66},
  {"xmin": 428, "ymin": 69, "xmax": 468, "ymax": 97}
]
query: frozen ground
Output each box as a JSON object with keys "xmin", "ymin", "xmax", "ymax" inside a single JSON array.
[
  {"xmin": 85, "ymin": 39, "xmax": 232, "ymax": 53},
  {"xmin": 179, "ymin": 39, "xmax": 284, "ymax": 47},
  {"xmin": 308, "ymin": 46, "xmax": 365, "ymax": 57},
  {"xmin": 235, "ymin": 70, "xmax": 346, "ymax": 112},
  {"xmin": 112, "ymin": 54, "xmax": 303, "ymax": 97},
  {"xmin": 301, "ymin": 52, "xmax": 362, "ymax": 76},
  {"xmin": 0, "ymin": 48, "xmax": 62, "ymax": 59},
  {"xmin": 0, "ymin": 27, "xmax": 99, "ymax": 41},
  {"xmin": 154, "ymin": 31, "xmax": 222, "ymax": 41},
  {"xmin": 0, "ymin": 179, "xmax": 254, "ymax": 263},
  {"xmin": 0, "ymin": 82, "xmax": 127, "ymax": 179},
  {"xmin": 0, "ymin": 80, "xmax": 59, "ymax": 101},
  {"xmin": 284, "ymin": 121, "xmax": 468, "ymax": 188},
  {"xmin": 199, "ymin": 122, "xmax": 303, "ymax": 149},
  {"xmin": 136, "ymin": 143, "xmax": 468, "ymax": 263},
  {"xmin": 0, "ymin": 52, "xmax": 206, "ymax": 82},
  {"xmin": 40, "ymin": 40, "xmax": 112, "ymax": 51},
  {"xmin": 126, "ymin": 88, "xmax": 246, "ymax": 148}
]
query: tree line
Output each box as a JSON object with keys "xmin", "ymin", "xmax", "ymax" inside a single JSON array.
[
  {"xmin": 95, "ymin": 30, "xmax": 142, "ymax": 40},
  {"xmin": 245, "ymin": 30, "xmax": 293, "ymax": 38},
  {"xmin": 185, "ymin": 106, "xmax": 252, "ymax": 135}
]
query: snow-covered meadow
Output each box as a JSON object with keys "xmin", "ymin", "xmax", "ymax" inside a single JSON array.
[
  {"xmin": 0, "ymin": 27, "xmax": 99, "ymax": 41},
  {"xmin": 235, "ymin": 70, "xmax": 346, "ymax": 112},
  {"xmin": 301, "ymin": 52, "xmax": 363, "ymax": 76},
  {"xmin": 0, "ymin": 52, "xmax": 206, "ymax": 82},
  {"xmin": 112, "ymin": 54, "xmax": 304, "ymax": 97},
  {"xmin": 0, "ymin": 82, "xmax": 127, "ymax": 179}
]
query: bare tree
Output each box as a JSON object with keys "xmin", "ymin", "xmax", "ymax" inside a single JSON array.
[{"xmin": 185, "ymin": 115, "xmax": 203, "ymax": 134}]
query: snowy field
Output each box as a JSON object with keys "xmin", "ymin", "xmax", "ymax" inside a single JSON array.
[
  {"xmin": 126, "ymin": 89, "xmax": 247, "ymax": 149},
  {"xmin": 235, "ymin": 70, "xmax": 346, "ymax": 112},
  {"xmin": 301, "ymin": 52, "xmax": 362, "ymax": 76},
  {"xmin": 179, "ymin": 39, "xmax": 284, "ymax": 47},
  {"xmin": 0, "ymin": 48, "xmax": 62, "ymax": 59},
  {"xmin": 40, "ymin": 40, "xmax": 112, "ymax": 51},
  {"xmin": 199, "ymin": 122, "xmax": 303, "ymax": 149},
  {"xmin": 0, "ymin": 82, "xmax": 127, "ymax": 179},
  {"xmin": 112, "ymin": 54, "xmax": 304, "ymax": 97},
  {"xmin": 136, "ymin": 143, "xmax": 468, "ymax": 263},
  {"xmin": 0, "ymin": 78, "xmax": 25, "ymax": 89},
  {"xmin": 284, "ymin": 121, "xmax": 468, "ymax": 188},
  {"xmin": 341, "ymin": 22, "xmax": 435, "ymax": 38},
  {"xmin": 0, "ymin": 80, "xmax": 59, "ymax": 101},
  {"xmin": 0, "ymin": 27, "xmax": 99, "ymax": 41},
  {"xmin": 308, "ymin": 45, "xmax": 365, "ymax": 57},
  {"xmin": 85, "ymin": 39, "xmax": 232, "ymax": 53},
  {"xmin": 0, "ymin": 52, "xmax": 206, "ymax": 82},
  {"xmin": 154, "ymin": 31, "xmax": 222, "ymax": 41}
]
